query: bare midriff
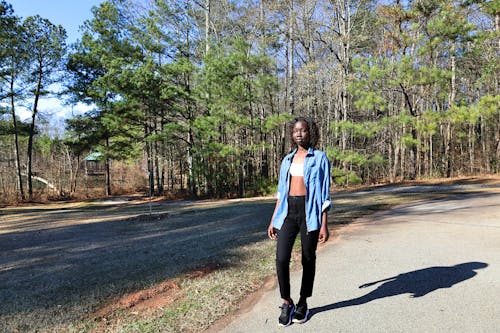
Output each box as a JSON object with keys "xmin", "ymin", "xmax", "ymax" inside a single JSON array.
[{"xmin": 289, "ymin": 176, "xmax": 306, "ymax": 196}]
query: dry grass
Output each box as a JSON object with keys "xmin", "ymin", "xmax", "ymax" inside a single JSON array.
[{"xmin": 1, "ymin": 177, "xmax": 499, "ymax": 333}]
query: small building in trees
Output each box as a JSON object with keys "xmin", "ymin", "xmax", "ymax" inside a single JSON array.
[{"xmin": 83, "ymin": 152, "xmax": 105, "ymax": 176}]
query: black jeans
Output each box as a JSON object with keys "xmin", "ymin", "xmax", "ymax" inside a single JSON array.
[{"xmin": 276, "ymin": 196, "xmax": 319, "ymax": 300}]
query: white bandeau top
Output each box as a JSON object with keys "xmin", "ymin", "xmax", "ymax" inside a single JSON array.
[{"xmin": 289, "ymin": 162, "xmax": 304, "ymax": 177}]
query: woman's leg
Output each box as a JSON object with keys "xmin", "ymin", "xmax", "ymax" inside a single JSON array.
[
  {"xmin": 299, "ymin": 221, "xmax": 319, "ymax": 300},
  {"xmin": 276, "ymin": 216, "xmax": 300, "ymax": 301},
  {"xmin": 276, "ymin": 200, "xmax": 301, "ymax": 301}
]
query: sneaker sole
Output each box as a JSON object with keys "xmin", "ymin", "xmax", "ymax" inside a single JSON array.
[
  {"xmin": 278, "ymin": 308, "xmax": 295, "ymax": 327},
  {"xmin": 292, "ymin": 309, "xmax": 310, "ymax": 324}
]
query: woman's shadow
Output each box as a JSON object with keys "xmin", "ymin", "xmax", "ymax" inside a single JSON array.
[{"xmin": 310, "ymin": 262, "xmax": 488, "ymax": 318}]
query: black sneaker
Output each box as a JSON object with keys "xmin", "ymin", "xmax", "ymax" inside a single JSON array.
[
  {"xmin": 292, "ymin": 302, "xmax": 309, "ymax": 323},
  {"xmin": 278, "ymin": 303, "xmax": 295, "ymax": 327}
]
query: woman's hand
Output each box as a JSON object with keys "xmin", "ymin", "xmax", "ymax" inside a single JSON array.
[
  {"xmin": 268, "ymin": 200, "xmax": 280, "ymax": 240},
  {"xmin": 268, "ymin": 223, "xmax": 278, "ymax": 240},
  {"xmin": 318, "ymin": 224, "xmax": 329, "ymax": 243},
  {"xmin": 319, "ymin": 211, "xmax": 329, "ymax": 243}
]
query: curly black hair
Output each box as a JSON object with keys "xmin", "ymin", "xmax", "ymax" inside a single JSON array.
[{"xmin": 288, "ymin": 116, "xmax": 320, "ymax": 150}]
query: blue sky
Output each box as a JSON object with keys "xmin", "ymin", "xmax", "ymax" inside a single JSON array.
[
  {"xmin": 9, "ymin": 0, "xmax": 104, "ymax": 43},
  {"xmin": 7, "ymin": 1, "xmax": 104, "ymax": 133}
]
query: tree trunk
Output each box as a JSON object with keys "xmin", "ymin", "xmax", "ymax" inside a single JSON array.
[
  {"xmin": 430, "ymin": 135, "xmax": 433, "ymax": 177},
  {"xmin": 496, "ymin": 103, "xmax": 500, "ymax": 173},
  {"xmin": 446, "ymin": 53, "xmax": 457, "ymax": 178},
  {"xmin": 286, "ymin": 0, "xmax": 295, "ymax": 115},
  {"xmin": 105, "ymin": 137, "xmax": 112, "ymax": 196},
  {"xmin": 468, "ymin": 124, "xmax": 474, "ymax": 174},
  {"xmin": 10, "ymin": 73, "xmax": 25, "ymax": 200},
  {"xmin": 205, "ymin": 0, "xmax": 211, "ymax": 54},
  {"xmin": 27, "ymin": 72, "xmax": 43, "ymax": 200},
  {"xmin": 445, "ymin": 122, "xmax": 452, "ymax": 177}
]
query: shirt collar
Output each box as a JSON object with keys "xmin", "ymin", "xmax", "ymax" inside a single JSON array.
[{"xmin": 287, "ymin": 147, "xmax": 314, "ymax": 160}]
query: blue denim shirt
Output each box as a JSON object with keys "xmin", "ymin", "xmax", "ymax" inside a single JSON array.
[{"xmin": 272, "ymin": 147, "xmax": 331, "ymax": 232}]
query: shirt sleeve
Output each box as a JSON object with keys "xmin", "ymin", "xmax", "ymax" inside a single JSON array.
[
  {"xmin": 321, "ymin": 154, "xmax": 332, "ymax": 212},
  {"xmin": 276, "ymin": 157, "xmax": 287, "ymax": 200}
]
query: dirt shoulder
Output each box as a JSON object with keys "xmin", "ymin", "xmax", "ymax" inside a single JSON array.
[{"xmin": 1, "ymin": 176, "xmax": 499, "ymax": 333}]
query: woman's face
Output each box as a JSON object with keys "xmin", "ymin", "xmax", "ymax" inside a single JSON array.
[{"xmin": 292, "ymin": 120, "xmax": 310, "ymax": 148}]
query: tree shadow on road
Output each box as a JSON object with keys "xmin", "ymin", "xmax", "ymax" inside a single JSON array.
[
  {"xmin": 310, "ymin": 262, "xmax": 488, "ymax": 318},
  {"xmin": 0, "ymin": 199, "xmax": 276, "ymax": 331}
]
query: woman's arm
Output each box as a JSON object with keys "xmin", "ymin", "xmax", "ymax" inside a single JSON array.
[
  {"xmin": 267, "ymin": 200, "xmax": 280, "ymax": 240},
  {"xmin": 318, "ymin": 211, "xmax": 329, "ymax": 243},
  {"xmin": 319, "ymin": 152, "xmax": 331, "ymax": 243}
]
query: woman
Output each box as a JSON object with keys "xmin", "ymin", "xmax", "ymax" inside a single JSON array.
[{"xmin": 267, "ymin": 117, "xmax": 331, "ymax": 326}]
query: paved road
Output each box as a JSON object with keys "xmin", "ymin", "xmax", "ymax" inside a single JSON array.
[{"xmin": 217, "ymin": 190, "xmax": 500, "ymax": 333}]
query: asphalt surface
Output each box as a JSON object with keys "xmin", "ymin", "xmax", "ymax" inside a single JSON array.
[{"xmin": 217, "ymin": 190, "xmax": 500, "ymax": 333}]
